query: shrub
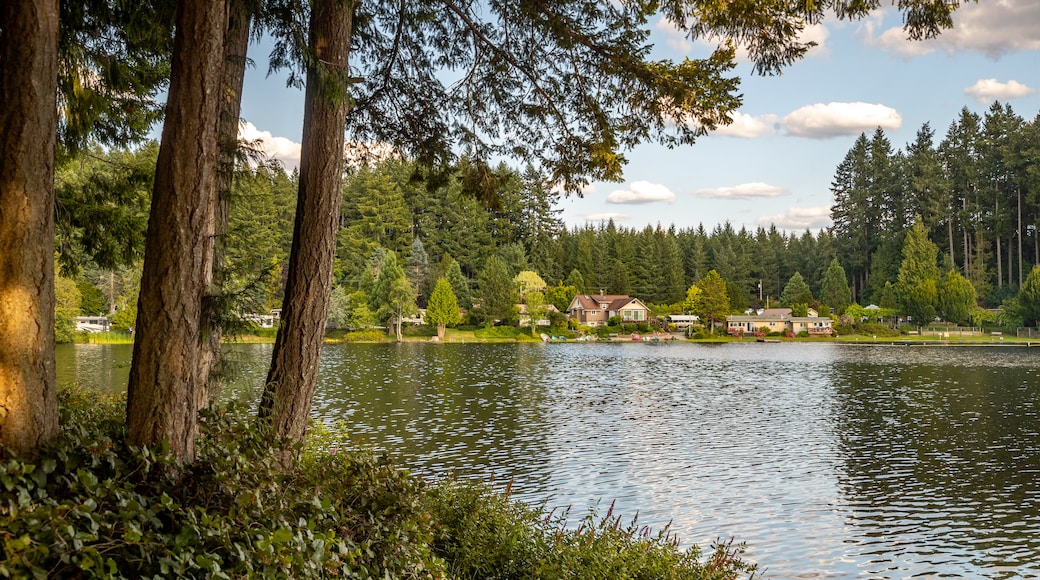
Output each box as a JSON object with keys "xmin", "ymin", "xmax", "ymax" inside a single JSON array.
[
  {"xmin": 1, "ymin": 386, "xmax": 755, "ymax": 579},
  {"xmin": 0, "ymin": 387, "xmax": 442, "ymax": 579},
  {"xmin": 425, "ymin": 482, "xmax": 757, "ymax": 579}
]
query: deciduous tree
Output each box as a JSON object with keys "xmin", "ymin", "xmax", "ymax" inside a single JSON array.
[
  {"xmin": 937, "ymin": 268, "xmax": 976, "ymax": 326},
  {"xmin": 696, "ymin": 270, "xmax": 729, "ymax": 334},
  {"xmin": 1018, "ymin": 265, "xmax": 1040, "ymax": 326}
]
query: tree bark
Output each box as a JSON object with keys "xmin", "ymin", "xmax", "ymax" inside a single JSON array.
[
  {"xmin": 258, "ymin": 0, "xmax": 353, "ymax": 450},
  {"xmin": 200, "ymin": 0, "xmax": 254, "ymax": 403},
  {"xmin": 0, "ymin": 0, "xmax": 61, "ymax": 458},
  {"xmin": 127, "ymin": 0, "xmax": 228, "ymax": 462}
]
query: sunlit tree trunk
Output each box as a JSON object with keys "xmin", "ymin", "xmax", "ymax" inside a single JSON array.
[
  {"xmin": 127, "ymin": 0, "xmax": 228, "ymax": 462},
  {"xmin": 0, "ymin": 0, "xmax": 60, "ymax": 458},
  {"xmin": 201, "ymin": 0, "xmax": 254, "ymax": 403},
  {"xmin": 259, "ymin": 0, "xmax": 352, "ymax": 452}
]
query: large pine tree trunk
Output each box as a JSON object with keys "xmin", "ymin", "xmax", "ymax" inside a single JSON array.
[
  {"xmin": 127, "ymin": 0, "xmax": 228, "ymax": 462},
  {"xmin": 0, "ymin": 0, "xmax": 60, "ymax": 458},
  {"xmin": 200, "ymin": 0, "xmax": 253, "ymax": 402},
  {"xmin": 258, "ymin": 0, "xmax": 353, "ymax": 450}
]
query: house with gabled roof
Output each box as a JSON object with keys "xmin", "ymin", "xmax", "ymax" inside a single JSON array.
[
  {"xmin": 727, "ymin": 309, "xmax": 833, "ymax": 336},
  {"xmin": 567, "ymin": 292, "xmax": 652, "ymax": 327}
]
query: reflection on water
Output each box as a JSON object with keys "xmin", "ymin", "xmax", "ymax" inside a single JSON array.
[
  {"xmin": 55, "ymin": 343, "xmax": 134, "ymax": 392},
  {"xmin": 57, "ymin": 342, "xmax": 1040, "ymax": 578}
]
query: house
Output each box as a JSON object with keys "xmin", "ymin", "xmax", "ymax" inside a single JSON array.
[
  {"xmin": 567, "ymin": 292, "xmax": 652, "ymax": 327},
  {"xmin": 727, "ymin": 311, "xmax": 834, "ymax": 336},
  {"xmin": 727, "ymin": 314, "xmax": 788, "ymax": 336},
  {"xmin": 789, "ymin": 317, "xmax": 834, "ymax": 336}
]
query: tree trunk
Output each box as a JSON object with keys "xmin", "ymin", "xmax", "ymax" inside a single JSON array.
[
  {"xmin": 127, "ymin": 0, "xmax": 228, "ymax": 462},
  {"xmin": 996, "ymin": 193, "xmax": 1002, "ymax": 288},
  {"xmin": 962, "ymin": 198, "xmax": 970, "ymax": 274},
  {"xmin": 1018, "ymin": 187, "xmax": 1023, "ymax": 287},
  {"xmin": 0, "ymin": 0, "xmax": 60, "ymax": 458},
  {"xmin": 200, "ymin": 0, "xmax": 254, "ymax": 403},
  {"xmin": 259, "ymin": 0, "xmax": 353, "ymax": 450}
]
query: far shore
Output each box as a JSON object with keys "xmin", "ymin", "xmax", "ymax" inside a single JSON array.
[{"xmin": 73, "ymin": 328, "xmax": 1040, "ymax": 347}]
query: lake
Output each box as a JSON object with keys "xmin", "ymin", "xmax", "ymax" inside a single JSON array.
[{"xmin": 56, "ymin": 341, "xmax": 1040, "ymax": 578}]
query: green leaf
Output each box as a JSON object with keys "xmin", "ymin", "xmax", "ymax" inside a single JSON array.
[{"xmin": 271, "ymin": 527, "xmax": 294, "ymax": 544}]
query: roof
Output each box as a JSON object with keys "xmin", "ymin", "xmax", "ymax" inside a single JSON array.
[
  {"xmin": 728, "ymin": 314, "xmax": 788, "ymax": 323},
  {"xmin": 569, "ymin": 294, "xmax": 647, "ymax": 312}
]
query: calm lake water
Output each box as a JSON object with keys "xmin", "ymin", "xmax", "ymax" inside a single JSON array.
[{"xmin": 56, "ymin": 341, "xmax": 1040, "ymax": 578}]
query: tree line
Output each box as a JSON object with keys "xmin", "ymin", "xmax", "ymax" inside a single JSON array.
[
  {"xmin": 59, "ymin": 94, "xmax": 1040, "ymax": 347},
  {"xmin": 831, "ymin": 102, "xmax": 1040, "ymax": 309}
]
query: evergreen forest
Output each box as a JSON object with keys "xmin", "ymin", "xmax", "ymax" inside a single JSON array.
[{"xmin": 58, "ymin": 101, "xmax": 1040, "ymax": 336}]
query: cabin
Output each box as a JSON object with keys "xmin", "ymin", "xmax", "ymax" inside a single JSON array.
[
  {"xmin": 74, "ymin": 316, "xmax": 111, "ymax": 333},
  {"xmin": 666, "ymin": 314, "xmax": 700, "ymax": 329},
  {"xmin": 518, "ymin": 303, "xmax": 560, "ymax": 327},
  {"xmin": 567, "ymin": 293, "xmax": 652, "ymax": 327}
]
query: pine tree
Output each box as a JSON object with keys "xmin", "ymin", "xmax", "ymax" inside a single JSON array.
[
  {"xmin": 896, "ymin": 220, "xmax": 941, "ymax": 327},
  {"xmin": 407, "ymin": 236, "xmax": 431, "ymax": 304},
  {"xmin": 426, "ymin": 277, "xmax": 461, "ymax": 340},
  {"xmin": 444, "ymin": 256, "xmax": 473, "ymax": 310},
  {"xmin": 476, "ymin": 255, "xmax": 517, "ymax": 326},
  {"xmin": 781, "ymin": 272, "xmax": 813, "ymax": 307},
  {"xmin": 820, "ymin": 258, "xmax": 854, "ymax": 314}
]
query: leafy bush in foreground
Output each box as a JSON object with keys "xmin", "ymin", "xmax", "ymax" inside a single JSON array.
[{"xmin": 1, "ymin": 385, "xmax": 756, "ymax": 579}]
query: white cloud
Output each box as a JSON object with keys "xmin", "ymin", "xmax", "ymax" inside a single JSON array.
[
  {"xmin": 710, "ymin": 112, "xmax": 778, "ymax": 138},
  {"xmin": 656, "ymin": 17, "xmax": 692, "ymax": 54},
  {"xmin": 694, "ymin": 182, "xmax": 787, "ymax": 200},
  {"xmin": 607, "ymin": 181, "xmax": 677, "ymax": 204},
  {"xmin": 239, "ymin": 122, "xmax": 302, "ymax": 170},
  {"xmin": 867, "ymin": 1, "xmax": 1040, "ymax": 59},
  {"xmin": 583, "ymin": 212, "xmax": 630, "ymax": 223},
  {"xmin": 965, "ymin": 78, "xmax": 1037, "ymax": 104},
  {"xmin": 756, "ymin": 206, "xmax": 833, "ymax": 230},
  {"xmin": 782, "ymin": 102, "xmax": 902, "ymax": 139},
  {"xmin": 799, "ymin": 23, "xmax": 830, "ymax": 58}
]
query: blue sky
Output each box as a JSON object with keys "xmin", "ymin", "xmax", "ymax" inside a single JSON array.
[{"xmin": 237, "ymin": 1, "xmax": 1040, "ymax": 233}]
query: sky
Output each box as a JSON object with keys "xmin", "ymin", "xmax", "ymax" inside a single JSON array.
[{"xmin": 236, "ymin": 1, "xmax": 1040, "ymax": 234}]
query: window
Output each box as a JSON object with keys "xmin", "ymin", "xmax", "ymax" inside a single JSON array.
[{"xmin": 622, "ymin": 309, "xmax": 645, "ymax": 322}]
